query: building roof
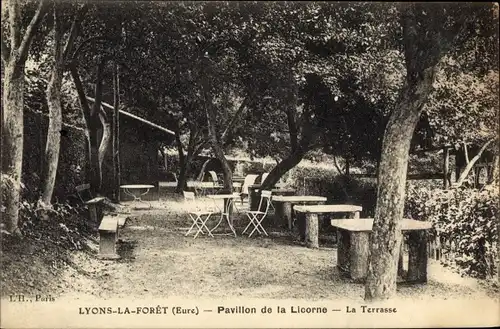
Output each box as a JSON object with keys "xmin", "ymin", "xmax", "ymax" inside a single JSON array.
[{"xmin": 86, "ymin": 96, "xmax": 175, "ymax": 136}]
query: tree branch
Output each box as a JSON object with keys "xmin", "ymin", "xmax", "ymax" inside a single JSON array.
[
  {"xmin": 192, "ymin": 140, "xmax": 208, "ymax": 158},
  {"xmin": 220, "ymin": 95, "xmax": 251, "ymax": 142},
  {"xmin": 71, "ymin": 36, "xmax": 110, "ymax": 62},
  {"xmin": 8, "ymin": 0, "xmax": 21, "ymax": 52},
  {"xmin": 62, "ymin": 4, "xmax": 89, "ymax": 61},
  {"xmin": 18, "ymin": 0, "xmax": 49, "ymax": 63},
  {"xmin": 455, "ymin": 138, "xmax": 496, "ymax": 188},
  {"xmin": 333, "ymin": 155, "xmax": 346, "ymax": 175}
]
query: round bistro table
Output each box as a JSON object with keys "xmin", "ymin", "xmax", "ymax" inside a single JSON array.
[{"xmin": 120, "ymin": 184, "xmax": 155, "ymax": 208}]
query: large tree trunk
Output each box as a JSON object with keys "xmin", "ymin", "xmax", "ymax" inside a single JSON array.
[
  {"xmin": 1, "ymin": 0, "xmax": 47, "ymax": 235},
  {"xmin": 2, "ymin": 62, "xmax": 25, "ymax": 236},
  {"xmin": 364, "ymin": 69, "xmax": 436, "ymax": 301},
  {"xmin": 40, "ymin": 5, "xmax": 64, "ymax": 206}
]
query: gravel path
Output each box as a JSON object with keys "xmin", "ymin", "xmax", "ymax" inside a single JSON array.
[{"xmin": 61, "ymin": 200, "xmax": 497, "ymax": 302}]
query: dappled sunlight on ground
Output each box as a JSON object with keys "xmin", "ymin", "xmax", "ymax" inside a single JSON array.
[{"xmin": 60, "ymin": 198, "xmax": 497, "ymax": 301}]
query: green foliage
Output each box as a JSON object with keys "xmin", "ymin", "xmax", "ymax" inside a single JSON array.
[
  {"xmin": 425, "ymin": 65, "xmax": 499, "ymax": 147},
  {"xmin": 405, "ymin": 184, "xmax": 499, "ymax": 279}
]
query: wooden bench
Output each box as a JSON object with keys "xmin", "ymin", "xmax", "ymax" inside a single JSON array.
[
  {"xmin": 272, "ymin": 195, "xmax": 327, "ymax": 230},
  {"xmin": 294, "ymin": 204, "xmax": 362, "ymax": 249},
  {"xmin": 98, "ymin": 216, "xmax": 120, "ymax": 260},
  {"xmin": 330, "ymin": 218, "xmax": 433, "ymax": 282}
]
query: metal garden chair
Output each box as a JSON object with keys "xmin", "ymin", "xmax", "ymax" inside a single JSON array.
[
  {"xmin": 242, "ymin": 190, "xmax": 272, "ymax": 237},
  {"xmin": 183, "ymin": 191, "xmax": 215, "ymax": 239}
]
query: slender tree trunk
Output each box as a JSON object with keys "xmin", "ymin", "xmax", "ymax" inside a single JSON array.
[
  {"xmin": 206, "ymin": 111, "xmax": 233, "ymax": 192},
  {"xmin": 41, "ymin": 5, "xmax": 64, "ymax": 206},
  {"xmin": 70, "ymin": 59, "xmax": 108, "ymax": 195},
  {"xmin": 89, "ymin": 115, "xmax": 101, "ymax": 194},
  {"xmin": 111, "ymin": 62, "xmax": 120, "ymax": 202},
  {"xmin": 443, "ymin": 147, "xmax": 450, "ymax": 189},
  {"xmin": 175, "ymin": 126, "xmax": 187, "ymax": 193},
  {"xmin": 202, "ymin": 71, "xmax": 233, "ymax": 192},
  {"xmin": 98, "ymin": 109, "xmax": 111, "ymax": 190},
  {"xmin": 177, "ymin": 162, "xmax": 188, "ymax": 192},
  {"xmin": 2, "ymin": 62, "xmax": 25, "ymax": 236},
  {"xmin": 365, "ymin": 68, "xmax": 436, "ymax": 301},
  {"xmin": 489, "ymin": 155, "xmax": 499, "ymax": 184}
]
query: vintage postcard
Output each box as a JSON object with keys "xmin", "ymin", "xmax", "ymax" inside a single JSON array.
[{"xmin": 1, "ymin": 1, "xmax": 499, "ymax": 328}]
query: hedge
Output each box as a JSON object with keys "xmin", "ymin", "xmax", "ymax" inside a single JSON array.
[{"xmin": 405, "ymin": 184, "xmax": 498, "ymax": 279}]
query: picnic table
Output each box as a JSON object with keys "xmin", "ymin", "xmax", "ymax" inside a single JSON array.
[
  {"xmin": 272, "ymin": 195, "xmax": 327, "ymax": 230},
  {"xmin": 330, "ymin": 218, "xmax": 433, "ymax": 282},
  {"xmin": 206, "ymin": 194, "xmax": 240, "ymax": 237},
  {"xmin": 248, "ymin": 185, "xmax": 296, "ymax": 211},
  {"xmin": 293, "ymin": 204, "xmax": 362, "ymax": 248}
]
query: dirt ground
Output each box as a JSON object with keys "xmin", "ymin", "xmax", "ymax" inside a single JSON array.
[{"xmin": 54, "ymin": 198, "xmax": 498, "ymax": 302}]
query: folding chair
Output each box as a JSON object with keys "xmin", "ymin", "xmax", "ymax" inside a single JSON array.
[
  {"xmin": 242, "ymin": 190, "xmax": 272, "ymax": 237},
  {"xmin": 239, "ymin": 174, "xmax": 259, "ymax": 205},
  {"xmin": 183, "ymin": 191, "xmax": 215, "ymax": 239}
]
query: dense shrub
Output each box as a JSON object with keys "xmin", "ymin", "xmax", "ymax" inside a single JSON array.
[
  {"xmin": 1, "ymin": 175, "xmax": 96, "ymax": 250},
  {"xmin": 287, "ymin": 166, "xmax": 378, "ymax": 217},
  {"xmin": 405, "ymin": 184, "xmax": 498, "ymax": 279},
  {"xmin": 18, "ymin": 201, "xmax": 94, "ymax": 251}
]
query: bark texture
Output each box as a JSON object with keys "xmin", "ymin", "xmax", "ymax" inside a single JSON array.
[
  {"xmin": 363, "ymin": 2, "xmax": 467, "ymax": 300},
  {"xmin": 2, "ymin": 62, "xmax": 25, "ymax": 235},
  {"xmin": 2, "ymin": 0, "xmax": 47, "ymax": 234},
  {"xmin": 365, "ymin": 68, "xmax": 436, "ymax": 300},
  {"xmin": 407, "ymin": 230, "xmax": 428, "ymax": 282},
  {"xmin": 40, "ymin": 2, "xmax": 87, "ymax": 205},
  {"xmin": 351, "ymin": 232, "xmax": 371, "ymax": 282},
  {"xmin": 41, "ymin": 5, "xmax": 64, "ymax": 206}
]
